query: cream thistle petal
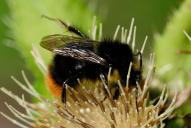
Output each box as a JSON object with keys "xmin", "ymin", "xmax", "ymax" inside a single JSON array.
[{"xmin": 1, "ymin": 18, "xmax": 177, "ymax": 128}]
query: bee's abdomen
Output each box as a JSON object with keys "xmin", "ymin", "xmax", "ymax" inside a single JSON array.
[
  {"xmin": 46, "ymin": 70, "xmax": 62, "ymax": 98},
  {"xmin": 50, "ymin": 55, "xmax": 107, "ymax": 88}
]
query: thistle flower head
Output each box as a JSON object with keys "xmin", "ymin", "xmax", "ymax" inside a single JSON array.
[{"xmin": 1, "ymin": 18, "xmax": 176, "ymax": 128}]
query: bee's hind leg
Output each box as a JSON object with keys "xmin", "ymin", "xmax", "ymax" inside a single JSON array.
[{"xmin": 61, "ymin": 80, "xmax": 68, "ymax": 103}]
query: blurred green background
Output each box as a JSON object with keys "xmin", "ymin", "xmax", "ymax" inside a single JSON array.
[{"xmin": 1, "ymin": 0, "xmax": 189, "ymax": 127}]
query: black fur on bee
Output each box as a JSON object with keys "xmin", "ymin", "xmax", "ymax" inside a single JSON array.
[{"xmin": 40, "ymin": 16, "xmax": 142, "ymax": 102}]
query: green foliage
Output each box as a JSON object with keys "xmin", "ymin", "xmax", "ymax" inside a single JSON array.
[
  {"xmin": 154, "ymin": 0, "xmax": 191, "ymax": 127},
  {"xmin": 0, "ymin": 1, "xmax": 11, "ymax": 41},
  {"xmin": 154, "ymin": 0, "xmax": 191, "ymax": 85},
  {"xmin": 165, "ymin": 118, "xmax": 185, "ymax": 128},
  {"xmin": 7, "ymin": 0, "xmax": 96, "ymax": 98}
]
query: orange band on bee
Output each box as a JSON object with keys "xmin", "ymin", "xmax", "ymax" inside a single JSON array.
[{"xmin": 47, "ymin": 72, "xmax": 62, "ymax": 98}]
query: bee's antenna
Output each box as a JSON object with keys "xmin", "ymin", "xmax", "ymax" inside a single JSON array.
[
  {"xmin": 41, "ymin": 15, "xmax": 87, "ymax": 38},
  {"xmin": 41, "ymin": 14, "xmax": 68, "ymax": 27}
]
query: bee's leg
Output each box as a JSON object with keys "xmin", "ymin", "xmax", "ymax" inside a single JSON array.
[
  {"xmin": 61, "ymin": 77, "xmax": 79, "ymax": 103},
  {"xmin": 42, "ymin": 15, "xmax": 88, "ymax": 38},
  {"xmin": 61, "ymin": 80, "xmax": 68, "ymax": 103}
]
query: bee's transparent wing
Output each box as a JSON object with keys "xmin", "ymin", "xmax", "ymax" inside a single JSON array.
[{"xmin": 40, "ymin": 34, "xmax": 107, "ymax": 65}]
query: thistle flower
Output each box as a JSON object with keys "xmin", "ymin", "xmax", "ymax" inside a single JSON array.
[{"xmin": 0, "ymin": 18, "xmax": 176, "ymax": 128}]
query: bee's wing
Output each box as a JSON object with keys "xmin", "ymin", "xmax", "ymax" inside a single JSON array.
[
  {"xmin": 40, "ymin": 34, "xmax": 82, "ymax": 51},
  {"xmin": 40, "ymin": 34, "xmax": 107, "ymax": 65}
]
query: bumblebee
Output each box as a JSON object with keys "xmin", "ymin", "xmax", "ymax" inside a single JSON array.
[{"xmin": 40, "ymin": 16, "xmax": 143, "ymax": 102}]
